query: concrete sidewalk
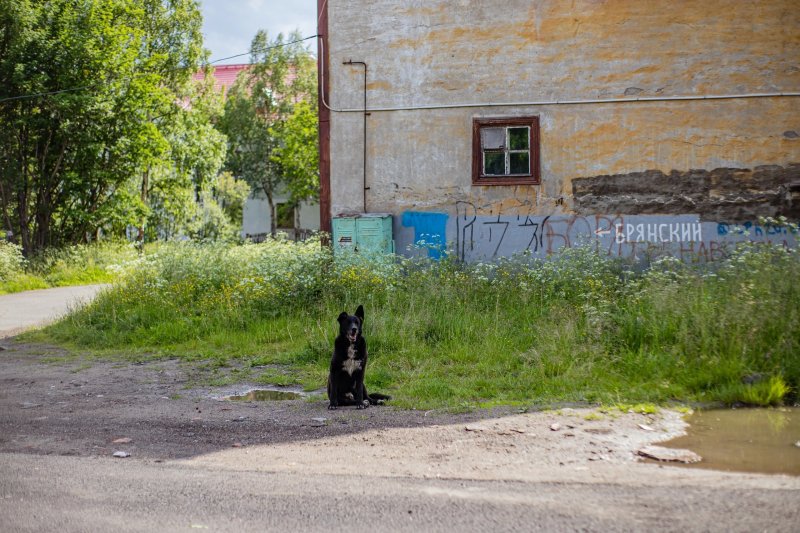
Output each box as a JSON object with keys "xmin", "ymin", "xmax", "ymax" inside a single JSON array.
[{"xmin": 0, "ymin": 284, "xmax": 109, "ymax": 338}]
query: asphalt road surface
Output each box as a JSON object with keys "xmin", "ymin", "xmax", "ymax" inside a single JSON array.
[
  {"xmin": 0, "ymin": 284, "xmax": 109, "ymax": 338},
  {"xmin": 2, "ymin": 451, "xmax": 799, "ymax": 533}
]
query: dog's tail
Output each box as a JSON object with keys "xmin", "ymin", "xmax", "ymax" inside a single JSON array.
[{"xmin": 367, "ymin": 392, "xmax": 391, "ymax": 405}]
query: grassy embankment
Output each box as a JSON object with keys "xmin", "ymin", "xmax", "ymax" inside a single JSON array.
[
  {"xmin": 0, "ymin": 241, "xmax": 136, "ymax": 294},
  {"xmin": 29, "ymin": 236, "xmax": 800, "ymax": 410}
]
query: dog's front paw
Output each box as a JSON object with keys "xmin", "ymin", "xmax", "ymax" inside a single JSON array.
[
  {"xmin": 328, "ymin": 404, "xmax": 338, "ymax": 410},
  {"xmin": 357, "ymin": 400, "xmax": 369, "ymax": 409}
]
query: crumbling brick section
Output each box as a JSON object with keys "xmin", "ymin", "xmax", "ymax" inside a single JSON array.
[{"xmin": 572, "ymin": 164, "xmax": 800, "ymax": 221}]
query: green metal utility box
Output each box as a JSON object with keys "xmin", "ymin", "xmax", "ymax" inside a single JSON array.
[{"xmin": 332, "ymin": 214, "xmax": 394, "ymax": 255}]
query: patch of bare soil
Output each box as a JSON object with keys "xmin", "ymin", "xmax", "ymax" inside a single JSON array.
[{"xmin": 1, "ymin": 340, "xmax": 798, "ymax": 492}]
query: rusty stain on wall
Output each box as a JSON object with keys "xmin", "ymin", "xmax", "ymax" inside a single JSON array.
[{"xmin": 365, "ymin": 80, "xmax": 393, "ymax": 92}]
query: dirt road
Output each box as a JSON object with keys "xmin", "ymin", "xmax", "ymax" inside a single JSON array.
[
  {"xmin": 0, "ymin": 287, "xmax": 798, "ymax": 531},
  {"xmin": 1, "ymin": 340, "xmax": 798, "ymax": 532}
]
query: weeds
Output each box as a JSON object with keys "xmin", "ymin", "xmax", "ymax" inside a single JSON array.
[
  {"xmin": 0, "ymin": 241, "xmax": 138, "ymax": 294},
  {"xmin": 739, "ymin": 376, "xmax": 791, "ymax": 407},
  {"xmin": 0, "ymin": 241, "xmax": 25, "ymax": 282},
  {"xmin": 32, "ymin": 236, "xmax": 800, "ymax": 409},
  {"xmin": 613, "ymin": 403, "xmax": 660, "ymax": 415}
]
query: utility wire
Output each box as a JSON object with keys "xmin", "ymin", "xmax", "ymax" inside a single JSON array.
[
  {"xmin": 0, "ymin": 85, "xmax": 95, "ymax": 104},
  {"xmin": 206, "ymin": 34, "xmax": 319, "ymax": 65},
  {"xmin": 0, "ymin": 34, "xmax": 320, "ymax": 104}
]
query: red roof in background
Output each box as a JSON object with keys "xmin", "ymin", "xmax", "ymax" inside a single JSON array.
[
  {"xmin": 193, "ymin": 64, "xmax": 302, "ymax": 103},
  {"xmin": 194, "ymin": 64, "xmax": 250, "ymax": 95}
]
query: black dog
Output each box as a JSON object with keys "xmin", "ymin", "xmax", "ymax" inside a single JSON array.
[{"xmin": 327, "ymin": 305, "xmax": 389, "ymax": 409}]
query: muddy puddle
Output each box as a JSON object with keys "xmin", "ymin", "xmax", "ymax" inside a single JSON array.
[
  {"xmin": 660, "ymin": 407, "xmax": 800, "ymax": 476},
  {"xmin": 225, "ymin": 389, "xmax": 303, "ymax": 401}
]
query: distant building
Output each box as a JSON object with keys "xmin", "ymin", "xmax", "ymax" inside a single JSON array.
[
  {"xmin": 317, "ymin": 0, "xmax": 800, "ymax": 261},
  {"xmin": 197, "ymin": 64, "xmax": 320, "ymax": 240},
  {"xmin": 193, "ymin": 64, "xmax": 249, "ymax": 96}
]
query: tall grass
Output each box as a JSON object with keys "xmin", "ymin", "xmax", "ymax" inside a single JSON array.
[
  {"xmin": 38, "ymin": 236, "xmax": 800, "ymax": 409},
  {"xmin": 0, "ymin": 241, "xmax": 138, "ymax": 294},
  {"xmin": 0, "ymin": 241, "xmax": 27, "ymax": 285}
]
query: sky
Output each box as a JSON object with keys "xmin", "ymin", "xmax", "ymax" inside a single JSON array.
[{"xmin": 199, "ymin": 0, "xmax": 318, "ymax": 65}]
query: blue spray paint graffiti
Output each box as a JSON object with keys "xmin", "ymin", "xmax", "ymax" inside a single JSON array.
[{"xmin": 401, "ymin": 211, "xmax": 449, "ymax": 259}]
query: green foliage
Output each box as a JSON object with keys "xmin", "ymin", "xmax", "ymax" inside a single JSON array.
[
  {"xmin": 38, "ymin": 241, "xmax": 800, "ymax": 409},
  {"xmin": 213, "ymin": 172, "xmax": 250, "ymax": 229},
  {"xmin": 741, "ymin": 376, "xmax": 790, "ymax": 406},
  {"xmin": 0, "ymin": 241, "xmax": 25, "ymax": 281},
  {"xmin": 0, "ymin": 241, "xmax": 137, "ymax": 293},
  {"xmin": 140, "ymin": 68, "xmax": 228, "ymax": 242},
  {"xmin": 271, "ymin": 100, "xmax": 319, "ymax": 203},
  {"xmin": 255, "ymin": 368, "xmax": 299, "ymax": 387},
  {"xmin": 724, "ymin": 376, "xmax": 791, "ymax": 407},
  {"xmin": 0, "ymin": 0, "xmax": 225, "ymax": 254},
  {"xmin": 0, "ymin": 273, "xmax": 49, "ymax": 294},
  {"xmin": 186, "ymin": 191, "xmax": 237, "ymax": 241},
  {"xmin": 613, "ymin": 403, "xmax": 660, "ymax": 414},
  {"xmin": 218, "ymin": 31, "xmax": 317, "ymax": 235}
]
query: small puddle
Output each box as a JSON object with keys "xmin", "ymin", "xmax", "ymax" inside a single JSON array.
[
  {"xmin": 659, "ymin": 407, "xmax": 800, "ymax": 476},
  {"xmin": 225, "ymin": 389, "xmax": 303, "ymax": 401}
]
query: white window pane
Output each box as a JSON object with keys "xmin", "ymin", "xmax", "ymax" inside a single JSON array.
[{"xmin": 481, "ymin": 127, "xmax": 505, "ymax": 149}]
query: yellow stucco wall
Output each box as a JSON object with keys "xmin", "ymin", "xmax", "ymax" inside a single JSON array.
[{"xmin": 327, "ymin": 0, "xmax": 800, "ymax": 218}]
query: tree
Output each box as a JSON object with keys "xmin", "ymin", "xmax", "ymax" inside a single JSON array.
[
  {"xmin": 213, "ymin": 171, "xmax": 251, "ymax": 230},
  {"xmin": 271, "ymin": 99, "xmax": 319, "ymax": 228},
  {"xmin": 0, "ymin": 0, "xmax": 222, "ymax": 255},
  {"xmin": 1, "ymin": 0, "xmax": 140, "ymax": 253},
  {"xmin": 139, "ymin": 68, "xmax": 227, "ymax": 241},
  {"xmin": 219, "ymin": 31, "xmax": 316, "ymax": 236}
]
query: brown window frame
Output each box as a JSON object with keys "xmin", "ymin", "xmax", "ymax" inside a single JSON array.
[{"xmin": 472, "ymin": 116, "xmax": 540, "ymax": 186}]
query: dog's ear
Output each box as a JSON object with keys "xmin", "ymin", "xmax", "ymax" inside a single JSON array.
[
  {"xmin": 355, "ymin": 305, "xmax": 364, "ymax": 322},
  {"xmin": 337, "ymin": 311, "xmax": 348, "ymax": 324}
]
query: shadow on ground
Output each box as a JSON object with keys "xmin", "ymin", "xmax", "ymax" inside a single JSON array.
[{"xmin": 0, "ymin": 339, "xmax": 553, "ymax": 461}]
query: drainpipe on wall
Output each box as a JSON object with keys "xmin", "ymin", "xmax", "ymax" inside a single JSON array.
[{"xmin": 343, "ymin": 60, "xmax": 369, "ymax": 213}]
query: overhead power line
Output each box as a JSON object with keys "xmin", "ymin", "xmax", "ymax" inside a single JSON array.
[
  {"xmin": 0, "ymin": 85, "xmax": 95, "ymax": 104},
  {"xmin": 206, "ymin": 34, "xmax": 319, "ymax": 65},
  {"xmin": 0, "ymin": 34, "xmax": 320, "ymax": 104}
]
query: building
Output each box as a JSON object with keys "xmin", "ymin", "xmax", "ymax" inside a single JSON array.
[
  {"xmin": 317, "ymin": 0, "xmax": 800, "ymax": 261},
  {"xmin": 195, "ymin": 64, "xmax": 321, "ymax": 240},
  {"xmin": 193, "ymin": 63, "xmax": 249, "ymax": 97}
]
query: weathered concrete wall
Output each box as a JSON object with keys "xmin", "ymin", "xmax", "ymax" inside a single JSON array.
[{"xmin": 326, "ymin": 0, "xmax": 800, "ymax": 258}]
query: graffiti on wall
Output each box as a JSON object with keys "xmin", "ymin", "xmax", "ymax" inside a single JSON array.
[
  {"xmin": 400, "ymin": 206, "xmax": 798, "ymax": 262},
  {"xmin": 400, "ymin": 211, "xmax": 449, "ymax": 259}
]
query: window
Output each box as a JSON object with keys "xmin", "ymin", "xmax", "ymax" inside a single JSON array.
[{"xmin": 472, "ymin": 116, "xmax": 540, "ymax": 185}]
